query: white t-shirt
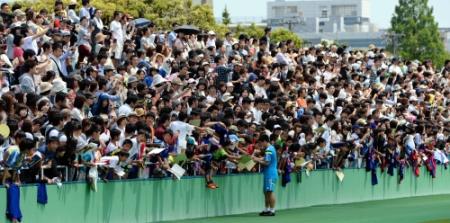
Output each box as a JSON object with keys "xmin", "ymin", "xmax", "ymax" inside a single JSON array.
[
  {"xmin": 100, "ymin": 156, "xmax": 119, "ymax": 168},
  {"xmin": 275, "ymin": 52, "xmax": 289, "ymax": 65},
  {"xmin": 22, "ymin": 36, "xmax": 38, "ymax": 54},
  {"xmin": 253, "ymin": 84, "xmax": 268, "ymax": 99},
  {"xmin": 206, "ymin": 38, "xmax": 216, "ymax": 48},
  {"xmin": 169, "ymin": 121, "xmax": 195, "ymax": 152},
  {"xmin": 110, "ymin": 20, "xmax": 124, "ymax": 44},
  {"xmin": 79, "ymin": 7, "xmax": 91, "ymax": 20},
  {"xmin": 323, "ymin": 71, "xmax": 334, "ymax": 83},
  {"xmin": 389, "ymin": 65, "xmax": 403, "ymax": 76},
  {"xmin": 206, "ymin": 95, "xmax": 216, "ymax": 105},
  {"xmin": 250, "ymin": 107, "xmax": 263, "ymax": 124},
  {"xmin": 105, "ymin": 141, "xmax": 119, "ymax": 154},
  {"xmin": 141, "ymin": 35, "xmax": 156, "ymax": 50}
]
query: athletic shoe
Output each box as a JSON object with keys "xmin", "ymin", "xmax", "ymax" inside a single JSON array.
[
  {"xmin": 259, "ymin": 211, "xmax": 270, "ymax": 216},
  {"xmin": 266, "ymin": 212, "xmax": 276, "ymax": 216}
]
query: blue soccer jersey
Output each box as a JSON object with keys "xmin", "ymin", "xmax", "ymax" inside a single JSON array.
[{"xmin": 263, "ymin": 145, "xmax": 278, "ymax": 180}]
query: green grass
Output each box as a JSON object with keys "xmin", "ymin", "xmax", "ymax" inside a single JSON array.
[{"xmin": 165, "ymin": 194, "xmax": 450, "ymax": 223}]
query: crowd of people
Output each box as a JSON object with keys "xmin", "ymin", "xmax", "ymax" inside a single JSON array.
[{"xmin": 0, "ymin": 0, "xmax": 450, "ymax": 195}]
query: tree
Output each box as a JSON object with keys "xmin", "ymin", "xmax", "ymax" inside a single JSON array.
[
  {"xmin": 271, "ymin": 28, "xmax": 303, "ymax": 48},
  {"xmin": 17, "ymin": 0, "xmax": 221, "ymax": 31},
  {"xmin": 234, "ymin": 23, "xmax": 264, "ymax": 39},
  {"xmin": 389, "ymin": 0, "xmax": 447, "ymax": 67},
  {"xmin": 187, "ymin": 5, "xmax": 216, "ymax": 31},
  {"xmin": 222, "ymin": 5, "xmax": 231, "ymax": 26},
  {"xmin": 17, "ymin": 0, "xmax": 149, "ymax": 22}
]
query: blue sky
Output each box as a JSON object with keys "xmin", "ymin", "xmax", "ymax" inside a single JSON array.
[{"xmin": 213, "ymin": 0, "xmax": 450, "ymax": 28}]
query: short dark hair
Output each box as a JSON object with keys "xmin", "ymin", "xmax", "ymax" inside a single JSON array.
[
  {"xmin": 19, "ymin": 138, "xmax": 35, "ymax": 152},
  {"xmin": 110, "ymin": 128, "xmax": 121, "ymax": 139},
  {"xmin": 73, "ymin": 95, "xmax": 86, "ymax": 109},
  {"xmin": 125, "ymin": 94, "xmax": 138, "ymax": 105},
  {"xmin": 55, "ymin": 0, "xmax": 63, "ymax": 6},
  {"xmin": 259, "ymin": 134, "xmax": 270, "ymax": 143},
  {"xmin": 55, "ymin": 92, "xmax": 67, "ymax": 103},
  {"xmin": 317, "ymin": 137, "xmax": 326, "ymax": 144},
  {"xmin": 214, "ymin": 55, "xmax": 223, "ymax": 64},
  {"xmin": 122, "ymin": 139, "xmax": 133, "ymax": 147},
  {"xmin": 113, "ymin": 10, "xmax": 121, "ymax": 19},
  {"xmin": 1, "ymin": 3, "xmax": 9, "ymax": 9},
  {"xmin": 13, "ymin": 34, "xmax": 23, "ymax": 46},
  {"xmin": 24, "ymin": 49, "xmax": 36, "ymax": 60},
  {"xmin": 80, "ymin": 16, "xmax": 88, "ymax": 23},
  {"xmin": 49, "ymin": 111, "xmax": 64, "ymax": 126},
  {"xmin": 23, "ymin": 59, "xmax": 37, "ymax": 73},
  {"xmin": 52, "ymin": 42, "xmax": 63, "ymax": 52}
]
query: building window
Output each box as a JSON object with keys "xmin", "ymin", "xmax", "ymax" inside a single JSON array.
[
  {"xmin": 331, "ymin": 5, "xmax": 357, "ymax": 17},
  {"xmin": 287, "ymin": 6, "xmax": 297, "ymax": 14},
  {"xmin": 319, "ymin": 21, "xmax": 325, "ymax": 26},
  {"xmin": 321, "ymin": 7, "xmax": 328, "ymax": 18},
  {"xmin": 273, "ymin": 6, "xmax": 284, "ymax": 18}
]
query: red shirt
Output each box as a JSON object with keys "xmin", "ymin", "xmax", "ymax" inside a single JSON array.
[{"xmin": 13, "ymin": 47, "xmax": 23, "ymax": 60}]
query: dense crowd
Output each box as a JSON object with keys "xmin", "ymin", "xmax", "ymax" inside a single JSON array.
[{"xmin": 0, "ymin": 0, "xmax": 450, "ymax": 194}]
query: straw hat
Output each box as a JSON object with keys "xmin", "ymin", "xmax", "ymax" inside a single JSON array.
[
  {"xmin": 135, "ymin": 108, "xmax": 145, "ymax": 117},
  {"xmin": 39, "ymin": 82, "xmax": 53, "ymax": 95},
  {"xmin": 171, "ymin": 77, "xmax": 183, "ymax": 86}
]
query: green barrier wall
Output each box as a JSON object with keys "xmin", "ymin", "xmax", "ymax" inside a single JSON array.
[{"xmin": 2, "ymin": 167, "xmax": 450, "ymax": 223}]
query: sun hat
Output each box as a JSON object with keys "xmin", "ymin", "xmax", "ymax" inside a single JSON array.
[
  {"xmin": 39, "ymin": 82, "xmax": 53, "ymax": 95},
  {"xmin": 151, "ymin": 74, "xmax": 168, "ymax": 87},
  {"xmin": 51, "ymin": 79, "xmax": 68, "ymax": 94}
]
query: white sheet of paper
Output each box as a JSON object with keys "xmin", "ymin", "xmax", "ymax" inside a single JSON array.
[
  {"xmin": 168, "ymin": 164, "xmax": 186, "ymax": 180},
  {"xmin": 148, "ymin": 148, "xmax": 165, "ymax": 155},
  {"xmin": 301, "ymin": 160, "xmax": 312, "ymax": 167},
  {"xmin": 114, "ymin": 166, "xmax": 125, "ymax": 177},
  {"xmin": 95, "ymin": 162, "xmax": 107, "ymax": 166},
  {"xmin": 88, "ymin": 167, "xmax": 98, "ymax": 192},
  {"xmin": 335, "ymin": 171, "xmax": 344, "ymax": 182}
]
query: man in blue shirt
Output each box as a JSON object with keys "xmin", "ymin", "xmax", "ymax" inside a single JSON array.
[{"xmin": 252, "ymin": 134, "xmax": 278, "ymax": 216}]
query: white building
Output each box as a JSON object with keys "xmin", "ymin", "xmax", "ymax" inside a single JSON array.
[{"xmin": 267, "ymin": 0, "xmax": 376, "ymax": 33}]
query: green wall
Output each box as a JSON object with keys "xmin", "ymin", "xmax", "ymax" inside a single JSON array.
[{"xmin": 2, "ymin": 167, "xmax": 450, "ymax": 223}]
